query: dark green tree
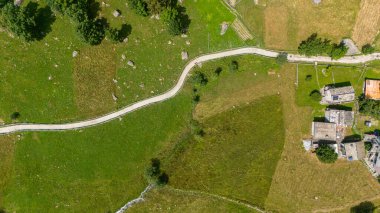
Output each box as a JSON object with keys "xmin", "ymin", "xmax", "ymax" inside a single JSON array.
[
  {"xmin": 305, "ymin": 75, "xmax": 312, "ymax": 81},
  {"xmin": 316, "ymin": 144, "xmax": 338, "ymax": 163},
  {"xmin": 362, "ymin": 44, "xmax": 375, "ymax": 55},
  {"xmin": 76, "ymin": 18, "xmax": 105, "ymax": 45},
  {"xmin": 0, "ymin": 0, "xmax": 11, "ymax": 8},
  {"xmin": 161, "ymin": 7, "xmax": 183, "ymax": 35},
  {"xmin": 192, "ymin": 71, "xmax": 208, "ymax": 86},
  {"xmin": 359, "ymin": 99, "xmax": 380, "ymax": 120},
  {"xmin": 350, "ymin": 201, "xmax": 375, "ymax": 213},
  {"xmin": 10, "ymin": 112, "xmax": 20, "ymax": 120},
  {"xmin": 330, "ymin": 42, "xmax": 348, "ymax": 60},
  {"xmin": 298, "ymin": 33, "xmax": 332, "ymax": 56},
  {"xmin": 157, "ymin": 172, "xmax": 169, "ymax": 186},
  {"xmin": 1, "ymin": 2, "xmax": 38, "ymax": 41}
]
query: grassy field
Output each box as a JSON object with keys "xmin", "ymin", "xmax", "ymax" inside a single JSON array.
[
  {"xmin": 352, "ymin": 0, "xmax": 380, "ymax": 47},
  {"xmin": 0, "ymin": 0, "xmax": 246, "ymax": 123},
  {"xmin": 128, "ymin": 187, "xmax": 257, "ymax": 212},
  {"xmin": 166, "ymin": 95, "xmax": 285, "ymax": 208},
  {"xmin": 236, "ymin": 0, "xmax": 361, "ymax": 50},
  {"xmin": 0, "ymin": 88, "xmax": 193, "ymax": 212}
]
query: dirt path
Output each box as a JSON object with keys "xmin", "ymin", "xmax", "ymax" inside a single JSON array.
[{"xmin": 0, "ymin": 47, "xmax": 379, "ymax": 135}]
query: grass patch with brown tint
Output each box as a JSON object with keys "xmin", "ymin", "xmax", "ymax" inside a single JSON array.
[
  {"xmin": 0, "ymin": 136, "xmax": 15, "ymax": 207},
  {"xmin": 73, "ymin": 43, "xmax": 117, "ymax": 118},
  {"xmin": 264, "ymin": 6, "xmax": 289, "ymax": 50},
  {"xmin": 352, "ymin": 0, "xmax": 380, "ymax": 48},
  {"xmin": 237, "ymin": 0, "xmax": 360, "ymax": 50}
]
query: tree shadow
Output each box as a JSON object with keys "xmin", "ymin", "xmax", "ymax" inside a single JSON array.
[
  {"xmin": 342, "ymin": 134, "xmax": 362, "ymax": 143},
  {"xmin": 327, "ymin": 81, "xmax": 352, "ymax": 88},
  {"xmin": 350, "ymin": 201, "xmax": 375, "ymax": 213},
  {"xmin": 327, "ymin": 105, "xmax": 353, "ymax": 111},
  {"xmin": 35, "ymin": 6, "xmax": 56, "ymax": 40},
  {"xmin": 313, "ymin": 117, "xmax": 325, "ymax": 122},
  {"xmin": 177, "ymin": 6, "xmax": 191, "ymax": 33},
  {"xmin": 120, "ymin": 24, "xmax": 132, "ymax": 38}
]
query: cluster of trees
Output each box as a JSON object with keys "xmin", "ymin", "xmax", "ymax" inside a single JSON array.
[
  {"xmin": 316, "ymin": 144, "xmax": 338, "ymax": 163},
  {"xmin": 45, "ymin": 0, "xmax": 129, "ymax": 45},
  {"xmin": 145, "ymin": 158, "xmax": 169, "ymax": 186},
  {"xmin": 128, "ymin": 0, "xmax": 189, "ymax": 35},
  {"xmin": 298, "ymin": 33, "xmax": 348, "ymax": 60},
  {"xmin": 359, "ymin": 98, "xmax": 380, "ymax": 120},
  {"xmin": 0, "ymin": 1, "xmax": 55, "ymax": 41}
]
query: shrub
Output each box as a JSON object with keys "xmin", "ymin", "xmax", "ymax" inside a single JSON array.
[
  {"xmin": 365, "ymin": 142, "xmax": 373, "ymax": 152},
  {"xmin": 76, "ymin": 18, "xmax": 105, "ymax": 45},
  {"xmin": 276, "ymin": 52, "xmax": 288, "ymax": 65},
  {"xmin": 128, "ymin": 0, "xmax": 149, "ymax": 16},
  {"xmin": 350, "ymin": 201, "xmax": 375, "ymax": 213},
  {"xmin": 330, "ymin": 42, "xmax": 348, "ymax": 60},
  {"xmin": 298, "ymin": 33, "xmax": 332, "ymax": 56},
  {"xmin": 214, "ymin": 67, "xmax": 222, "ymax": 76},
  {"xmin": 10, "ymin": 112, "xmax": 20, "ymax": 120},
  {"xmin": 192, "ymin": 71, "xmax": 208, "ymax": 86},
  {"xmin": 0, "ymin": 0, "xmax": 11, "ymax": 8},
  {"xmin": 1, "ymin": 2, "xmax": 38, "ymax": 41},
  {"xmin": 161, "ymin": 7, "xmax": 183, "ymax": 35},
  {"xmin": 359, "ymin": 99, "xmax": 380, "ymax": 120},
  {"xmin": 229, "ymin": 60, "xmax": 238, "ymax": 72},
  {"xmin": 305, "ymin": 75, "xmax": 312, "ymax": 81},
  {"xmin": 316, "ymin": 144, "xmax": 338, "ymax": 163},
  {"xmin": 362, "ymin": 44, "xmax": 375, "ymax": 55},
  {"xmin": 310, "ymin": 90, "xmax": 322, "ymax": 102},
  {"xmin": 145, "ymin": 158, "xmax": 169, "ymax": 186}
]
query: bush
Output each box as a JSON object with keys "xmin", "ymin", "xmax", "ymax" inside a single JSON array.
[
  {"xmin": 305, "ymin": 75, "xmax": 312, "ymax": 81},
  {"xmin": 276, "ymin": 52, "xmax": 288, "ymax": 65},
  {"xmin": 1, "ymin": 2, "xmax": 38, "ymax": 41},
  {"xmin": 316, "ymin": 144, "xmax": 338, "ymax": 163},
  {"xmin": 10, "ymin": 112, "xmax": 20, "ymax": 120},
  {"xmin": 214, "ymin": 67, "xmax": 222, "ymax": 76},
  {"xmin": 161, "ymin": 7, "xmax": 183, "ymax": 35},
  {"xmin": 310, "ymin": 90, "xmax": 322, "ymax": 102},
  {"xmin": 229, "ymin": 60, "xmax": 238, "ymax": 72},
  {"xmin": 192, "ymin": 71, "xmax": 208, "ymax": 86},
  {"xmin": 362, "ymin": 44, "xmax": 375, "ymax": 55},
  {"xmin": 365, "ymin": 142, "xmax": 373, "ymax": 152},
  {"xmin": 0, "ymin": 0, "xmax": 11, "ymax": 8},
  {"xmin": 298, "ymin": 33, "xmax": 332, "ymax": 56},
  {"xmin": 145, "ymin": 158, "xmax": 169, "ymax": 186},
  {"xmin": 350, "ymin": 201, "xmax": 375, "ymax": 213},
  {"xmin": 128, "ymin": 0, "xmax": 149, "ymax": 16},
  {"xmin": 76, "ymin": 18, "xmax": 105, "ymax": 45},
  {"xmin": 330, "ymin": 42, "xmax": 348, "ymax": 60},
  {"xmin": 359, "ymin": 99, "xmax": 380, "ymax": 120}
]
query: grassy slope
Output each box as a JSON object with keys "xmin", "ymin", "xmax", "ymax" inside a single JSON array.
[
  {"xmin": 0, "ymin": 0, "xmax": 246, "ymax": 123},
  {"xmin": 167, "ymin": 95, "xmax": 285, "ymax": 208},
  {"xmin": 1, "ymin": 88, "xmax": 193, "ymax": 212}
]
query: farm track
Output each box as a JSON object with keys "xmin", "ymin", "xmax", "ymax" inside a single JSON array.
[{"xmin": 0, "ymin": 47, "xmax": 380, "ymax": 135}]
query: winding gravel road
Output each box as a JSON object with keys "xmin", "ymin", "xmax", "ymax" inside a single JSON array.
[{"xmin": 1, "ymin": 47, "xmax": 379, "ymax": 134}]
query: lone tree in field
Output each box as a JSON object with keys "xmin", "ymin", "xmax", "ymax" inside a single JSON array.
[
  {"xmin": 362, "ymin": 44, "xmax": 375, "ymax": 55},
  {"xmin": 276, "ymin": 52, "xmax": 288, "ymax": 65},
  {"xmin": 161, "ymin": 7, "xmax": 184, "ymax": 35},
  {"xmin": 316, "ymin": 144, "xmax": 338, "ymax": 163},
  {"xmin": 329, "ymin": 42, "xmax": 348, "ymax": 60},
  {"xmin": 298, "ymin": 33, "xmax": 332, "ymax": 56}
]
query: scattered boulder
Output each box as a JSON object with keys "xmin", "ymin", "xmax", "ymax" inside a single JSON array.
[
  {"xmin": 181, "ymin": 34, "xmax": 188, "ymax": 38},
  {"xmin": 181, "ymin": 51, "xmax": 189, "ymax": 60},
  {"xmin": 14, "ymin": 0, "xmax": 23, "ymax": 6},
  {"xmin": 186, "ymin": 40, "xmax": 191, "ymax": 45},
  {"xmin": 127, "ymin": 60, "xmax": 135, "ymax": 67},
  {"xmin": 220, "ymin": 22, "xmax": 229, "ymax": 35},
  {"xmin": 121, "ymin": 54, "xmax": 126, "ymax": 60},
  {"xmin": 168, "ymin": 40, "xmax": 172, "ymax": 45},
  {"xmin": 113, "ymin": 10, "xmax": 121, "ymax": 17},
  {"xmin": 313, "ymin": 0, "xmax": 321, "ymax": 4},
  {"xmin": 112, "ymin": 93, "xmax": 118, "ymax": 101},
  {"xmin": 72, "ymin": 51, "xmax": 78, "ymax": 58},
  {"xmin": 123, "ymin": 37, "xmax": 129, "ymax": 43}
]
